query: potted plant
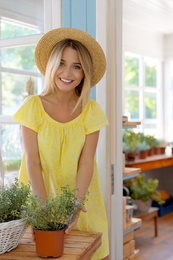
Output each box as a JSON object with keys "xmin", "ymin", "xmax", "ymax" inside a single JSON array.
[
  {"xmin": 124, "ymin": 173, "xmax": 164, "ymax": 213},
  {"xmin": 22, "ymin": 185, "xmax": 88, "ymax": 258},
  {"xmin": 0, "ymin": 178, "xmax": 30, "ymax": 254},
  {"xmin": 158, "ymin": 139, "xmax": 167, "ymax": 154},
  {"xmin": 137, "ymin": 133, "xmax": 149, "ymax": 159},
  {"xmin": 123, "ymin": 129, "xmax": 140, "ymax": 160},
  {"xmin": 137, "ymin": 141, "xmax": 149, "ymax": 159},
  {"xmin": 145, "ymin": 135, "xmax": 160, "ymax": 155}
]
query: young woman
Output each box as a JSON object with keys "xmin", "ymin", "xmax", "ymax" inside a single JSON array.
[{"xmin": 13, "ymin": 28, "xmax": 109, "ymax": 260}]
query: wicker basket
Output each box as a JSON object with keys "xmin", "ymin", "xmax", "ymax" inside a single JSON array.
[
  {"xmin": 0, "ymin": 219, "xmax": 27, "ymax": 254},
  {"xmin": 0, "ymin": 153, "xmax": 27, "ymax": 254}
]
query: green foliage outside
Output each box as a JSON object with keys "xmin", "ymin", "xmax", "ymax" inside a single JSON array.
[
  {"xmin": 124, "ymin": 54, "xmax": 157, "ymax": 121},
  {"xmin": 4, "ymin": 160, "xmax": 21, "ymax": 171},
  {"xmin": 144, "ymin": 61, "xmax": 157, "ymax": 87},
  {"xmin": 0, "ymin": 21, "xmax": 40, "ymax": 163},
  {"xmin": 125, "ymin": 90, "xmax": 139, "ymax": 119},
  {"xmin": 125, "ymin": 56, "xmax": 139, "ymax": 85}
]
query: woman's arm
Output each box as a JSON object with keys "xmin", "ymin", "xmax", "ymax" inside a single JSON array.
[
  {"xmin": 75, "ymin": 130, "xmax": 100, "ymax": 200},
  {"xmin": 21, "ymin": 125, "xmax": 47, "ymax": 203}
]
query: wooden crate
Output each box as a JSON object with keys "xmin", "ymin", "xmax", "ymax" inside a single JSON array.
[
  {"xmin": 124, "ymin": 249, "xmax": 140, "ymax": 260},
  {"xmin": 123, "ymin": 239, "xmax": 135, "ymax": 259},
  {"xmin": 123, "ymin": 231, "xmax": 134, "ymax": 244}
]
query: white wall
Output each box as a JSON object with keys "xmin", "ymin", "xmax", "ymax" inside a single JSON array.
[
  {"xmin": 123, "ymin": 21, "xmax": 164, "ymax": 60},
  {"xmin": 164, "ymin": 34, "xmax": 173, "ymax": 59}
]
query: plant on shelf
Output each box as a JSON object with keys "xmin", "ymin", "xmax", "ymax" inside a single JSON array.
[
  {"xmin": 124, "ymin": 173, "xmax": 164, "ymax": 213},
  {"xmin": 159, "ymin": 139, "xmax": 167, "ymax": 154},
  {"xmin": 22, "ymin": 185, "xmax": 88, "ymax": 258},
  {"xmin": 0, "ymin": 178, "xmax": 31, "ymax": 254},
  {"xmin": 123, "ymin": 129, "xmax": 140, "ymax": 160},
  {"xmin": 145, "ymin": 135, "xmax": 160, "ymax": 155},
  {"xmin": 137, "ymin": 133, "xmax": 149, "ymax": 159}
]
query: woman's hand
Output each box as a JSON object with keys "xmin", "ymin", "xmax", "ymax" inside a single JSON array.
[{"xmin": 65, "ymin": 204, "xmax": 87, "ymax": 234}]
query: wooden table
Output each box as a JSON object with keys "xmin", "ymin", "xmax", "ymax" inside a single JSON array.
[
  {"xmin": 134, "ymin": 207, "xmax": 159, "ymax": 237},
  {"xmin": 1, "ymin": 228, "xmax": 102, "ymax": 259},
  {"xmin": 125, "ymin": 154, "xmax": 173, "ymax": 171}
]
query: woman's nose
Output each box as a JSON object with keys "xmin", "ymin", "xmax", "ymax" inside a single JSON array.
[{"xmin": 62, "ymin": 66, "xmax": 72, "ymax": 76}]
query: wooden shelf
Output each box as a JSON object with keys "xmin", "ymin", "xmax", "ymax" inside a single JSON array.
[
  {"xmin": 125, "ymin": 153, "xmax": 173, "ymax": 171},
  {"xmin": 123, "ymin": 218, "xmax": 142, "ymax": 235},
  {"xmin": 123, "ymin": 167, "xmax": 141, "ymax": 180},
  {"xmin": 123, "ymin": 121, "xmax": 141, "ymax": 127}
]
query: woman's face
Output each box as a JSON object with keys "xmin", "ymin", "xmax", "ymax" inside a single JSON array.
[{"xmin": 55, "ymin": 47, "xmax": 84, "ymax": 93}]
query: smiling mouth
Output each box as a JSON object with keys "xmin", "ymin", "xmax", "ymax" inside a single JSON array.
[{"xmin": 60, "ymin": 78, "xmax": 73, "ymax": 83}]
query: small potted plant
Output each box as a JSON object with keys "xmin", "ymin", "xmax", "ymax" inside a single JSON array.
[
  {"xmin": 22, "ymin": 185, "xmax": 88, "ymax": 258},
  {"xmin": 137, "ymin": 133, "xmax": 149, "ymax": 159},
  {"xmin": 0, "ymin": 179, "xmax": 30, "ymax": 254},
  {"xmin": 124, "ymin": 173, "xmax": 164, "ymax": 213},
  {"xmin": 159, "ymin": 140, "xmax": 167, "ymax": 154},
  {"xmin": 123, "ymin": 129, "xmax": 140, "ymax": 160}
]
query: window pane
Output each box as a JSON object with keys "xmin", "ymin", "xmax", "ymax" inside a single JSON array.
[
  {"xmin": 125, "ymin": 90, "xmax": 139, "ymax": 119},
  {"xmin": 144, "ymin": 58, "xmax": 157, "ymax": 87},
  {"xmin": 1, "ymin": 45, "xmax": 37, "ymax": 71},
  {"xmin": 0, "ymin": 124, "xmax": 22, "ymax": 171},
  {"xmin": 1, "ymin": 18, "xmax": 40, "ymax": 39},
  {"xmin": 143, "ymin": 124, "xmax": 158, "ymax": 138},
  {"xmin": 124, "ymin": 55, "xmax": 139, "ymax": 85},
  {"xmin": 144, "ymin": 92, "xmax": 157, "ymax": 118},
  {"xmin": 2, "ymin": 73, "xmax": 42, "ymax": 115}
]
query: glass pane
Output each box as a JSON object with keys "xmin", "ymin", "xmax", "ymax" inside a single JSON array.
[
  {"xmin": 1, "ymin": 73, "xmax": 42, "ymax": 115},
  {"xmin": 1, "ymin": 45, "xmax": 37, "ymax": 71},
  {"xmin": 125, "ymin": 90, "xmax": 139, "ymax": 119},
  {"xmin": 144, "ymin": 92, "xmax": 157, "ymax": 119},
  {"xmin": 144, "ymin": 58, "xmax": 157, "ymax": 87},
  {"xmin": 1, "ymin": 18, "xmax": 40, "ymax": 39},
  {"xmin": 0, "ymin": 124, "xmax": 22, "ymax": 171},
  {"xmin": 143, "ymin": 124, "xmax": 157, "ymax": 138},
  {"xmin": 124, "ymin": 55, "xmax": 139, "ymax": 85}
]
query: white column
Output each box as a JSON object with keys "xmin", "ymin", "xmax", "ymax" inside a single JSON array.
[{"xmin": 96, "ymin": 0, "xmax": 123, "ymax": 259}]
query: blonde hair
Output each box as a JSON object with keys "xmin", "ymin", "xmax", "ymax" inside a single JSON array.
[{"xmin": 42, "ymin": 39, "xmax": 93, "ymax": 111}]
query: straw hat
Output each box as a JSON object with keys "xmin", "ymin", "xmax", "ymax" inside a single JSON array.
[{"xmin": 35, "ymin": 27, "xmax": 106, "ymax": 87}]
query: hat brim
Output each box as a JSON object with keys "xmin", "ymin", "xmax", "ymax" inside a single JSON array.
[{"xmin": 35, "ymin": 28, "xmax": 106, "ymax": 87}]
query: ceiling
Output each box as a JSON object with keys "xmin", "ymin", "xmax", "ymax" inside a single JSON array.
[{"xmin": 123, "ymin": 0, "xmax": 173, "ymax": 34}]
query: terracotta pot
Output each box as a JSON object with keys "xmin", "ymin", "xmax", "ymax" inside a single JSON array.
[
  {"xmin": 126, "ymin": 152, "xmax": 137, "ymax": 161},
  {"xmin": 148, "ymin": 148, "xmax": 154, "ymax": 156},
  {"xmin": 138, "ymin": 150, "xmax": 148, "ymax": 159},
  {"xmin": 153, "ymin": 147, "xmax": 161, "ymax": 155},
  {"xmin": 34, "ymin": 226, "xmax": 67, "ymax": 258},
  {"xmin": 160, "ymin": 147, "xmax": 166, "ymax": 154}
]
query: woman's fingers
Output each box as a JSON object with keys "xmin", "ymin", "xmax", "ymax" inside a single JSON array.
[{"xmin": 65, "ymin": 206, "xmax": 87, "ymax": 234}]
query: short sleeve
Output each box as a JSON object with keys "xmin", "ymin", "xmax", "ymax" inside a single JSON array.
[
  {"xmin": 13, "ymin": 95, "xmax": 42, "ymax": 132},
  {"xmin": 84, "ymin": 100, "xmax": 108, "ymax": 134}
]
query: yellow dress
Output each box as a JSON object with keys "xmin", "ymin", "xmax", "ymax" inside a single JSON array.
[{"xmin": 13, "ymin": 95, "xmax": 109, "ymax": 259}]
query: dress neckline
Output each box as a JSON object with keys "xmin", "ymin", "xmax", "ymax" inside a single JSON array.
[{"xmin": 36, "ymin": 95, "xmax": 89, "ymax": 125}]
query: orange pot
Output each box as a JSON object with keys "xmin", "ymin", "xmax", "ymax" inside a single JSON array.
[{"xmin": 34, "ymin": 227, "xmax": 67, "ymax": 258}]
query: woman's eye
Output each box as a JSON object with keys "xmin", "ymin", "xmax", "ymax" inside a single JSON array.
[
  {"xmin": 59, "ymin": 62, "xmax": 64, "ymax": 67},
  {"xmin": 73, "ymin": 65, "xmax": 81, "ymax": 70}
]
